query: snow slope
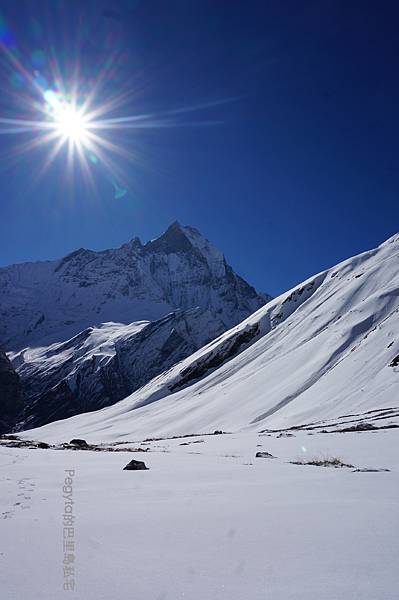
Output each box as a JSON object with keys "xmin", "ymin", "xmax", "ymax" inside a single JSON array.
[
  {"xmin": 1, "ymin": 429, "xmax": 398, "ymax": 600},
  {"xmin": 25, "ymin": 232, "xmax": 399, "ymax": 443},
  {"xmin": 0, "ymin": 221, "xmax": 268, "ymax": 351}
]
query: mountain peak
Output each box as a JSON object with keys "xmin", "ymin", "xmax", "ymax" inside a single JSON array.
[
  {"xmin": 144, "ymin": 222, "xmax": 229, "ymax": 279},
  {"xmin": 123, "ymin": 236, "xmax": 142, "ymax": 250},
  {"xmin": 144, "ymin": 221, "xmax": 195, "ymax": 254},
  {"xmin": 167, "ymin": 220, "xmax": 184, "ymax": 231},
  {"xmin": 0, "ymin": 222, "xmax": 267, "ymax": 350}
]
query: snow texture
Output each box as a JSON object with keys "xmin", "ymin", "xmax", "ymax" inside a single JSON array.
[
  {"xmin": 25, "ymin": 232, "xmax": 399, "ymax": 442},
  {"xmin": 1, "ymin": 428, "xmax": 398, "ymax": 600}
]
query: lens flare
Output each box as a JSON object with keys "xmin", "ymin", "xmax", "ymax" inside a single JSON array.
[{"xmin": 0, "ymin": 12, "xmax": 234, "ymax": 198}]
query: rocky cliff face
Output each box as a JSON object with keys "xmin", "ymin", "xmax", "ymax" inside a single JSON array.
[
  {"xmin": 0, "ymin": 222, "xmax": 269, "ymax": 351},
  {"xmin": 0, "ymin": 350, "xmax": 23, "ymax": 433}
]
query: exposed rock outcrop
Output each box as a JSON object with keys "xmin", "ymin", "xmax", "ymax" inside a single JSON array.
[{"xmin": 0, "ymin": 350, "xmax": 24, "ymax": 433}]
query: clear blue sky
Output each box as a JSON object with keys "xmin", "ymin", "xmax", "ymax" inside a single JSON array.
[{"xmin": 0, "ymin": 0, "xmax": 398, "ymax": 296}]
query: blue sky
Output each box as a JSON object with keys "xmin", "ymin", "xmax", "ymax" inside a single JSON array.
[{"xmin": 0, "ymin": 0, "xmax": 398, "ymax": 296}]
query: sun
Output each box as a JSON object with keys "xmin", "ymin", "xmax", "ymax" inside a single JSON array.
[
  {"xmin": 42, "ymin": 90, "xmax": 90, "ymax": 145},
  {"xmin": 0, "ymin": 30, "xmax": 230, "ymax": 198},
  {"xmin": 55, "ymin": 105, "xmax": 88, "ymax": 143}
]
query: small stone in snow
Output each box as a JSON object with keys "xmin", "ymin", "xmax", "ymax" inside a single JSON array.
[
  {"xmin": 123, "ymin": 459, "xmax": 149, "ymax": 471},
  {"xmin": 256, "ymin": 451, "xmax": 276, "ymax": 459}
]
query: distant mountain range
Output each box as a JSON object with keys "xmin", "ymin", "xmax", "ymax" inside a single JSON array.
[{"xmin": 0, "ymin": 222, "xmax": 269, "ymax": 431}]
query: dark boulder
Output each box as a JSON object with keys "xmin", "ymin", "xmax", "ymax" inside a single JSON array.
[
  {"xmin": 123, "ymin": 459, "xmax": 148, "ymax": 471},
  {"xmin": 37, "ymin": 441, "xmax": 50, "ymax": 449},
  {"xmin": 256, "ymin": 451, "xmax": 276, "ymax": 459},
  {"xmin": 69, "ymin": 438, "xmax": 89, "ymax": 448}
]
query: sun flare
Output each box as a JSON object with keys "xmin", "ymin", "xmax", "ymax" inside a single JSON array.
[
  {"xmin": 43, "ymin": 90, "xmax": 90, "ymax": 145},
  {"xmin": 0, "ymin": 26, "xmax": 229, "ymax": 199},
  {"xmin": 55, "ymin": 105, "xmax": 88, "ymax": 143}
]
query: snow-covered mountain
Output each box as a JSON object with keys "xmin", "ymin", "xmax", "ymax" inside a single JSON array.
[
  {"xmin": 11, "ymin": 308, "xmax": 225, "ymax": 430},
  {"xmin": 25, "ymin": 232, "xmax": 399, "ymax": 442},
  {"xmin": 0, "ymin": 222, "xmax": 269, "ymax": 430},
  {"xmin": 0, "ymin": 221, "xmax": 268, "ymax": 351}
]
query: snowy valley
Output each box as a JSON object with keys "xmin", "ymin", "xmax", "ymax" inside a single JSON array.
[{"xmin": 1, "ymin": 228, "xmax": 398, "ymax": 600}]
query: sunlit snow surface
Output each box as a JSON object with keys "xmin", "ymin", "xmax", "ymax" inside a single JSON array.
[
  {"xmin": 24, "ymin": 232, "xmax": 399, "ymax": 442},
  {"xmin": 1, "ymin": 430, "xmax": 398, "ymax": 600},
  {"xmin": 2, "ymin": 233, "xmax": 399, "ymax": 599}
]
